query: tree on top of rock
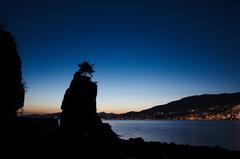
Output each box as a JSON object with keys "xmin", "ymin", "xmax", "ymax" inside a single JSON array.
[{"xmin": 77, "ymin": 61, "xmax": 95, "ymax": 78}]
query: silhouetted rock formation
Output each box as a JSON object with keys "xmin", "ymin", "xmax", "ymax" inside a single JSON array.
[
  {"xmin": 0, "ymin": 27, "xmax": 25, "ymax": 142},
  {"xmin": 60, "ymin": 61, "xmax": 118, "ymax": 142}
]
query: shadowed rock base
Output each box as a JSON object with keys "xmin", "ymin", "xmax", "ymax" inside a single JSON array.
[{"xmin": 2, "ymin": 133, "xmax": 240, "ymax": 159}]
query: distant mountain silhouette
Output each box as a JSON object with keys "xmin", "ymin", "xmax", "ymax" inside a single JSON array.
[
  {"xmin": 99, "ymin": 92, "xmax": 240, "ymax": 119},
  {"xmin": 0, "ymin": 27, "xmax": 25, "ymax": 143},
  {"xmin": 141, "ymin": 92, "xmax": 240, "ymax": 113},
  {"xmin": 60, "ymin": 61, "xmax": 118, "ymax": 142}
]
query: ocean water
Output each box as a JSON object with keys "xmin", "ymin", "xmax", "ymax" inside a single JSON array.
[{"xmin": 104, "ymin": 120, "xmax": 240, "ymax": 151}]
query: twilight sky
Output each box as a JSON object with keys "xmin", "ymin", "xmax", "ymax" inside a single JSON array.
[{"xmin": 1, "ymin": 0, "xmax": 240, "ymax": 114}]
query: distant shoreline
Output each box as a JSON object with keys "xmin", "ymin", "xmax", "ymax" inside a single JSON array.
[
  {"xmin": 102, "ymin": 119, "xmax": 240, "ymax": 121},
  {"xmin": 19, "ymin": 114, "xmax": 240, "ymax": 121}
]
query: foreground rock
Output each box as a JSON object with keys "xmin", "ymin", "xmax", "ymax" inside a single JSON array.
[
  {"xmin": 60, "ymin": 62, "xmax": 118, "ymax": 142},
  {"xmin": 0, "ymin": 27, "xmax": 25, "ymax": 143}
]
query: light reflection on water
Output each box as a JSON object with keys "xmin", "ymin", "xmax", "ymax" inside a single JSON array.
[{"xmin": 104, "ymin": 120, "xmax": 240, "ymax": 151}]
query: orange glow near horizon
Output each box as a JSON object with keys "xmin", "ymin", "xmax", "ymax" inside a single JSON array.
[
  {"xmin": 22, "ymin": 104, "xmax": 151, "ymax": 115},
  {"xmin": 22, "ymin": 105, "xmax": 61, "ymax": 115},
  {"xmin": 22, "ymin": 95, "xmax": 183, "ymax": 114},
  {"xmin": 23, "ymin": 106, "xmax": 132, "ymax": 115}
]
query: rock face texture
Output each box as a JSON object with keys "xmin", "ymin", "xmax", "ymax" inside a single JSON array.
[{"xmin": 60, "ymin": 67, "xmax": 117, "ymax": 141}]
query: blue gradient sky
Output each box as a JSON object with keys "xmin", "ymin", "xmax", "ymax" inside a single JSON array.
[{"xmin": 1, "ymin": 0, "xmax": 240, "ymax": 113}]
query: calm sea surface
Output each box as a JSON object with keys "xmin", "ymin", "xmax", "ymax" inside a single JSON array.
[{"xmin": 104, "ymin": 120, "xmax": 240, "ymax": 151}]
